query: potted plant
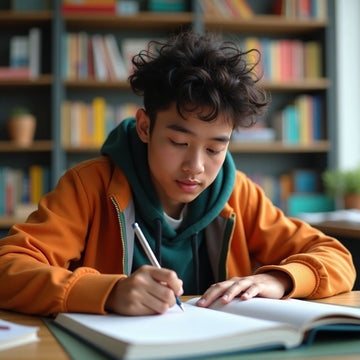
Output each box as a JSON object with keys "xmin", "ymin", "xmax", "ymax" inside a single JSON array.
[
  {"xmin": 7, "ymin": 106, "xmax": 36, "ymax": 147},
  {"xmin": 322, "ymin": 167, "xmax": 360, "ymax": 209}
]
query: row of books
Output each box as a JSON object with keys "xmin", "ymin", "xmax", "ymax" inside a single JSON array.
[
  {"xmin": 0, "ymin": 165, "xmax": 50, "ymax": 217},
  {"xmin": 232, "ymin": 94, "xmax": 323, "ymax": 144},
  {"xmin": 199, "ymin": 0, "xmax": 254, "ymax": 19},
  {"xmin": 271, "ymin": 94, "xmax": 323, "ymax": 144},
  {"xmin": 62, "ymin": 32, "xmax": 151, "ymax": 81},
  {"xmin": 272, "ymin": 0, "xmax": 327, "ymax": 20},
  {"xmin": 244, "ymin": 37, "xmax": 322, "ymax": 81},
  {"xmin": 249, "ymin": 168, "xmax": 322, "ymax": 212},
  {"xmin": 0, "ymin": 28, "xmax": 41, "ymax": 80},
  {"xmin": 231, "ymin": 122, "xmax": 276, "ymax": 142},
  {"xmin": 61, "ymin": 0, "xmax": 187, "ymax": 14},
  {"xmin": 61, "ymin": 99, "xmax": 139, "ymax": 148}
]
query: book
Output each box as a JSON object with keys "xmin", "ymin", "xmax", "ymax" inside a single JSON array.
[
  {"xmin": 54, "ymin": 297, "xmax": 360, "ymax": 360},
  {"xmin": 9, "ymin": 36, "xmax": 29, "ymax": 68},
  {"xmin": 61, "ymin": 0, "xmax": 116, "ymax": 14},
  {"xmin": 92, "ymin": 35, "xmax": 108, "ymax": 81},
  {"xmin": 0, "ymin": 67, "xmax": 30, "ymax": 80},
  {"xmin": 29, "ymin": 165, "xmax": 43, "ymax": 204},
  {"xmin": 92, "ymin": 97, "xmax": 106, "ymax": 146},
  {"xmin": 29, "ymin": 27, "xmax": 41, "ymax": 79},
  {"xmin": 0, "ymin": 319, "xmax": 39, "ymax": 351},
  {"xmin": 104, "ymin": 34, "xmax": 128, "ymax": 81},
  {"xmin": 11, "ymin": 0, "xmax": 50, "ymax": 11}
]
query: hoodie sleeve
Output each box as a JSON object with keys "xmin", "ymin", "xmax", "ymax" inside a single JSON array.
[
  {"xmin": 0, "ymin": 159, "xmax": 125, "ymax": 316},
  {"xmin": 228, "ymin": 171, "xmax": 356, "ymax": 299}
]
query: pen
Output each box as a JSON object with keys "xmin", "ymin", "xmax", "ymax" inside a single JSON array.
[{"xmin": 132, "ymin": 222, "xmax": 185, "ymax": 312}]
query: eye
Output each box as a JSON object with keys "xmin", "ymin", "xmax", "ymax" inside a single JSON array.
[
  {"xmin": 170, "ymin": 139, "xmax": 187, "ymax": 147},
  {"xmin": 207, "ymin": 148, "xmax": 222, "ymax": 155}
]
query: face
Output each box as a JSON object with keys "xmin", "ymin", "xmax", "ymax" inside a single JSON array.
[{"xmin": 136, "ymin": 103, "xmax": 232, "ymax": 218}]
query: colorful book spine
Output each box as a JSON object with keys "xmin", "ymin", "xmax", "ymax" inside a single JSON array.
[
  {"xmin": 92, "ymin": 97, "xmax": 106, "ymax": 147},
  {"xmin": 245, "ymin": 37, "xmax": 322, "ymax": 81},
  {"xmin": 30, "ymin": 165, "xmax": 43, "ymax": 204},
  {"xmin": 0, "ymin": 166, "xmax": 49, "ymax": 215},
  {"xmin": 61, "ymin": 100, "xmax": 139, "ymax": 148},
  {"xmin": 271, "ymin": 94, "xmax": 323, "ymax": 144},
  {"xmin": 272, "ymin": 0, "xmax": 327, "ymax": 19},
  {"xmin": 61, "ymin": 0, "xmax": 116, "ymax": 14}
]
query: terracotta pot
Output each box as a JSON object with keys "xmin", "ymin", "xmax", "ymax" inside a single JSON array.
[
  {"xmin": 7, "ymin": 114, "xmax": 36, "ymax": 147},
  {"xmin": 344, "ymin": 194, "xmax": 360, "ymax": 210}
]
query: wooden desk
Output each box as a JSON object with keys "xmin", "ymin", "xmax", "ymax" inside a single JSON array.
[
  {"xmin": 312, "ymin": 221, "xmax": 360, "ymax": 238},
  {"xmin": 1, "ymin": 292, "xmax": 360, "ymax": 360}
]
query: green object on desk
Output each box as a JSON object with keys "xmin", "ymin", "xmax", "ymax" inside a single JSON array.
[
  {"xmin": 43, "ymin": 318, "xmax": 108, "ymax": 360},
  {"xmin": 287, "ymin": 194, "xmax": 334, "ymax": 217},
  {"xmin": 44, "ymin": 318, "xmax": 360, "ymax": 360}
]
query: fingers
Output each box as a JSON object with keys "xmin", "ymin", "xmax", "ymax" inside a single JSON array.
[
  {"xmin": 198, "ymin": 278, "xmax": 256, "ymax": 307},
  {"xmin": 150, "ymin": 266, "xmax": 184, "ymax": 297},
  {"xmin": 105, "ymin": 265, "xmax": 183, "ymax": 316},
  {"xmin": 197, "ymin": 272, "xmax": 291, "ymax": 308}
]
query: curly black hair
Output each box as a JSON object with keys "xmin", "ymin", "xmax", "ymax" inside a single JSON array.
[{"xmin": 129, "ymin": 30, "xmax": 270, "ymax": 131}]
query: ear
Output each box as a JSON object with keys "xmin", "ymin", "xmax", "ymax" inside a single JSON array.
[{"xmin": 135, "ymin": 108, "xmax": 151, "ymax": 143}]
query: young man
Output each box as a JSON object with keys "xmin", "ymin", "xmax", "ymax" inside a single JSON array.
[{"xmin": 0, "ymin": 31, "xmax": 355, "ymax": 316}]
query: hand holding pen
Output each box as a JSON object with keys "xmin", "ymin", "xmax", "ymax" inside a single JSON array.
[{"xmin": 132, "ymin": 222, "xmax": 185, "ymax": 312}]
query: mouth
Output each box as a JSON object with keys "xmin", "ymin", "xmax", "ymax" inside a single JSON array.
[{"xmin": 176, "ymin": 179, "xmax": 201, "ymax": 192}]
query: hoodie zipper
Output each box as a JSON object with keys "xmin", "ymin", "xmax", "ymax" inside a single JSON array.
[{"xmin": 110, "ymin": 196, "xmax": 129, "ymax": 275}]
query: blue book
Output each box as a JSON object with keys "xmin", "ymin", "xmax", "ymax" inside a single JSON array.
[
  {"xmin": 312, "ymin": 95, "xmax": 323, "ymax": 140},
  {"xmin": 284, "ymin": 105, "xmax": 300, "ymax": 143},
  {"xmin": 293, "ymin": 169, "xmax": 318, "ymax": 193}
]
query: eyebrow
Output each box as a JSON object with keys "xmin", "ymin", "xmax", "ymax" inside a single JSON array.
[{"xmin": 167, "ymin": 124, "xmax": 231, "ymax": 143}]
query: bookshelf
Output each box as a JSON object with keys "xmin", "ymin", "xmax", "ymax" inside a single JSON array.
[{"xmin": 0, "ymin": 0, "xmax": 336, "ymax": 229}]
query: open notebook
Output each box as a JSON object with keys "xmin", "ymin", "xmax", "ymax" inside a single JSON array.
[{"xmin": 54, "ymin": 297, "xmax": 360, "ymax": 360}]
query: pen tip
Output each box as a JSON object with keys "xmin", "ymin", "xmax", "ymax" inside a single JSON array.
[{"xmin": 179, "ymin": 304, "xmax": 185, "ymax": 312}]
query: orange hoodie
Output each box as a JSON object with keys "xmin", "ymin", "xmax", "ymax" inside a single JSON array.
[{"xmin": 0, "ymin": 156, "xmax": 355, "ymax": 316}]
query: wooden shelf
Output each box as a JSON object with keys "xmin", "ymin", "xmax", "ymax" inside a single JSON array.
[
  {"xmin": 64, "ymin": 78, "xmax": 330, "ymax": 91},
  {"xmin": 228, "ymin": 140, "xmax": 331, "ymax": 153},
  {"xmin": 0, "ymin": 10, "xmax": 52, "ymax": 27},
  {"xmin": 0, "ymin": 216, "xmax": 18, "ymax": 228},
  {"xmin": 64, "ymin": 79, "xmax": 129, "ymax": 89},
  {"xmin": 63, "ymin": 141, "xmax": 330, "ymax": 155},
  {"xmin": 204, "ymin": 15, "xmax": 328, "ymax": 34},
  {"xmin": 64, "ymin": 12, "xmax": 193, "ymax": 30},
  {"xmin": 0, "ymin": 140, "xmax": 53, "ymax": 152},
  {"xmin": 261, "ymin": 78, "xmax": 330, "ymax": 92},
  {"xmin": 64, "ymin": 146, "xmax": 100, "ymax": 154},
  {"xmin": 0, "ymin": 75, "xmax": 53, "ymax": 87},
  {"xmin": 63, "ymin": 13, "xmax": 327, "ymax": 33}
]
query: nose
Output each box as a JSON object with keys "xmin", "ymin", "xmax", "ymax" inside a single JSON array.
[{"xmin": 182, "ymin": 149, "xmax": 205, "ymax": 175}]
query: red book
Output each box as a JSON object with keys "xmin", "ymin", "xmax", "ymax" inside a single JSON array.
[
  {"xmin": 61, "ymin": 4, "xmax": 116, "ymax": 14},
  {"xmin": 0, "ymin": 67, "xmax": 30, "ymax": 80},
  {"xmin": 87, "ymin": 38, "xmax": 95, "ymax": 79}
]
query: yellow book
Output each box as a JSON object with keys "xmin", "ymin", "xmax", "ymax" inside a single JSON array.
[
  {"xmin": 61, "ymin": 101, "xmax": 71, "ymax": 148},
  {"xmin": 296, "ymin": 95, "xmax": 312, "ymax": 145},
  {"xmin": 304, "ymin": 41, "xmax": 322, "ymax": 78},
  {"xmin": 29, "ymin": 165, "xmax": 43, "ymax": 205},
  {"xmin": 80, "ymin": 102, "xmax": 93, "ymax": 147},
  {"xmin": 92, "ymin": 97, "xmax": 106, "ymax": 147},
  {"xmin": 244, "ymin": 37, "xmax": 263, "ymax": 78},
  {"xmin": 230, "ymin": 0, "xmax": 254, "ymax": 19}
]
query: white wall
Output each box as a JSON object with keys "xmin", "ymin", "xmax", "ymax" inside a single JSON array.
[{"xmin": 335, "ymin": 0, "xmax": 360, "ymax": 170}]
